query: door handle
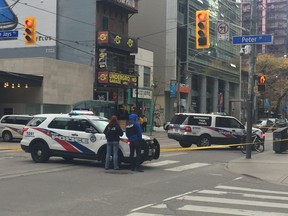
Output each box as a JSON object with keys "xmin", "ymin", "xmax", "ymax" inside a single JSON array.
[{"xmin": 71, "ymin": 133, "xmax": 78, "ymax": 136}]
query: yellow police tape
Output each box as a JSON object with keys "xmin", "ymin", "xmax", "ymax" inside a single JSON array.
[
  {"xmin": 0, "ymin": 137, "xmax": 287, "ymax": 153},
  {"xmin": 160, "ymin": 137, "xmax": 288, "ymax": 153}
]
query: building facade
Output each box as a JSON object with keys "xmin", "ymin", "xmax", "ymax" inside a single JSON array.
[
  {"xmin": 129, "ymin": 0, "xmax": 242, "ymax": 122},
  {"xmin": 242, "ymin": 0, "xmax": 288, "ymax": 55},
  {"xmin": 0, "ymin": 0, "xmax": 155, "ymax": 120}
]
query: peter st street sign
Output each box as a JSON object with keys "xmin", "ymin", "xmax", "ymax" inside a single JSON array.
[{"xmin": 232, "ymin": 34, "xmax": 273, "ymax": 45}]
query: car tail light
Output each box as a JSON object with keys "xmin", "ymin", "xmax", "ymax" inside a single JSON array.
[
  {"xmin": 121, "ymin": 138, "xmax": 130, "ymax": 145},
  {"xmin": 180, "ymin": 126, "xmax": 192, "ymax": 133},
  {"xmin": 21, "ymin": 127, "xmax": 29, "ymax": 135}
]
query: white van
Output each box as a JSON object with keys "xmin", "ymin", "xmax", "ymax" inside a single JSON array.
[{"xmin": 0, "ymin": 115, "xmax": 33, "ymax": 142}]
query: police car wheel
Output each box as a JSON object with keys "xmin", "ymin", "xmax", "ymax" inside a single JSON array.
[
  {"xmin": 2, "ymin": 131, "xmax": 12, "ymax": 142},
  {"xmin": 179, "ymin": 141, "xmax": 192, "ymax": 148},
  {"xmin": 30, "ymin": 141, "xmax": 50, "ymax": 163},
  {"xmin": 197, "ymin": 135, "xmax": 211, "ymax": 147}
]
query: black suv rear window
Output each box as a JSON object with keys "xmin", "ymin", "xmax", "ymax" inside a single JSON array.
[{"xmin": 188, "ymin": 116, "xmax": 212, "ymax": 126}]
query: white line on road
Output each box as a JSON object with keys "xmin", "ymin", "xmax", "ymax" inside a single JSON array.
[
  {"xmin": 146, "ymin": 160, "xmax": 179, "ymax": 167},
  {"xmin": 178, "ymin": 195, "xmax": 288, "ymax": 209},
  {"xmin": 216, "ymin": 185, "xmax": 288, "ymax": 195},
  {"xmin": 164, "ymin": 162, "xmax": 209, "ymax": 172},
  {"xmin": 179, "ymin": 205, "xmax": 288, "ymax": 216},
  {"xmin": 198, "ymin": 190, "xmax": 288, "ymax": 201}
]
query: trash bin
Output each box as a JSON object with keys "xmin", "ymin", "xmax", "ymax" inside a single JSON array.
[{"xmin": 273, "ymin": 127, "xmax": 288, "ymax": 153}]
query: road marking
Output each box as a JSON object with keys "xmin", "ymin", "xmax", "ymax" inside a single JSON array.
[
  {"xmin": 179, "ymin": 205, "xmax": 288, "ymax": 216},
  {"xmin": 216, "ymin": 185, "xmax": 288, "ymax": 195},
  {"xmin": 161, "ymin": 152, "xmax": 186, "ymax": 157},
  {"xmin": 146, "ymin": 160, "xmax": 179, "ymax": 167},
  {"xmin": 198, "ymin": 190, "xmax": 288, "ymax": 201},
  {"xmin": 178, "ymin": 195, "xmax": 288, "ymax": 209},
  {"xmin": 127, "ymin": 213, "xmax": 171, "ymax": 216},
  {"xmin": 165, "ymin": 162, "xmax": 209, "ymax": 172}
]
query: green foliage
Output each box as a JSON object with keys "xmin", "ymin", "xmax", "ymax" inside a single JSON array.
[{"xmin": 257, "ymin": 54, "xmax": 288, "ymax": 117}]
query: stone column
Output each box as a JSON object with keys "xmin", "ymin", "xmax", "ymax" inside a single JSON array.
[
  {"xmin": 224, "ymin": 81, "xmax": 230, "ymax": 114},
  {"xmin": 213, "ymin": 78, "xmax": 219, "ymax": 112},
  {"xmin": 200, "ymin": 75, "xmax": 207, "ymax": 113}
]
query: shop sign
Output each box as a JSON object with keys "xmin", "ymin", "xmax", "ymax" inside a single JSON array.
[
  {"xmin": 132, "ymin": 89, "xmax": 152, "ymax": 99},
  {"xmin": 94, "ymin": 92, "xmax": 108, "ymax": 101},
  {"xmin": 97, "ymin": 71, "xmax": 137, "ymax": 87},
  {"xmin": 178, "ymin": 83, "xmax": 190, "ymax": 93},
  {"xmin": 97, "ymin": 31, "xmax": 137, "ymax": 53},
  {"xmin": 98, "ymin": 49, "xmax": 107, "ymax": 69}
]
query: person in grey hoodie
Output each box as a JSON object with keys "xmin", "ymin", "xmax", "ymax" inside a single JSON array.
[{"xmin": 125, "ymin": 113, "xmax": 144, "ymax": 172}]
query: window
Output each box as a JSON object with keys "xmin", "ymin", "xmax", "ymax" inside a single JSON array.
[
  {"xmin": 48, "ymin": 118, "xmax": 72, "ymax": 130},
  {"xmin": 188, "ymin": 116, "xmax": 212, "ymax": 126},
  {"xmin": 143, "ymin": 66, "xmax": 151, "ymax": 87},
  {"xmin": 216, "ymin": 117, "xmax": 242, "ymax": 128},
  {"xmin": 116, "ymin": 21, "xmax": 124, "ymax": 34},
  {"xmin": 28, "ymin": 117, "xmax": 46, "ymax": 127},
  {"xmin": 72, "ymin": 119, "xmax": 92, "ymax": 132},
  {"xmin": 1, "ymin": 116, "xmax": 14, "ymax": 124},
  {"xmin": 107, "ymin": 53, "xmax": 126, "ymax": 72},
  {"xmin": 15, "ymin": 117, "xmax": 33, "ymax": 125},
  {"xmin": 102, "ymin": 16, "xmax": 109, "ymax": 30}
]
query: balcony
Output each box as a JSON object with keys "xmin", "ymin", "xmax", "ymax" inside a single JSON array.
[{"xmin": 97, "ymin": 31, "xmax": 138, "ymax": 53}]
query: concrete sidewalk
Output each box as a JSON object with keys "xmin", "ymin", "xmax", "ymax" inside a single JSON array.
[{"xmin": 227, "ymin": 147, "xmax": 288, "ymax": 185}]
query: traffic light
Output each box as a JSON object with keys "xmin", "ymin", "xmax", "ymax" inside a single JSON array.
[
  {"xmin": 195, "ymin": 10, "xmax": 210, "ymax": 49},
  {"xmin": 258, "ymin": 75, "xmax": 266, "ymax": 92},
  {"xmin": 24, "ymin": 16, "xmax": 36, "ymax": 45}
]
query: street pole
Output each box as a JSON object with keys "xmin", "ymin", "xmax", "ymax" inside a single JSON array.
[{"xmin": 246, "ymin": 0, "xmax": 258, "ymax": 159}]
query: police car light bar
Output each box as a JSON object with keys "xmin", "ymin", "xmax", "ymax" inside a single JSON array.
[{"xmin": 69, "ymin": 110, "xmax": 94, "ymax": 116}]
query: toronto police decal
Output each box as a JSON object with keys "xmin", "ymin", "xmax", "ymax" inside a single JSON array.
[{"xmin": 90, "ymin": 134, "xmax": 97, "ymax": 143}]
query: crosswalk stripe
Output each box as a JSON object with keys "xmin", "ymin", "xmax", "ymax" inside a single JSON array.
[
  {"xmin": 198, "ymin": 190, "xmax": 288, "ymax": 201},
  {"xmin": 127, "ymin": 213, "xmax": 171, "ymax": 216},
  {"xmin": 178, "ymin": 195, "xmax": 288, "ymax": 209},
  {"xmin": 146, "ymin": 160, "xmax": 179, "ymax": 167},
  {"xmin": 164, "ymin": 162, "xmax": 209, "ymax": 172},
  {"xmin": 179, "ymin": 205, "xmax": 288, "ymax": 216},
  {"xmin": 216, "ymin": 185, "xmax": 288, "ymax": 195}
]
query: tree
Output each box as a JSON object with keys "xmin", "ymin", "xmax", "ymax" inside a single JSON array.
[{"xmin": 256, "ymin": 54, "xmax": 288, "ymax": 117}]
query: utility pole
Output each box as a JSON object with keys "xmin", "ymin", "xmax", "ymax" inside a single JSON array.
[{"xmin": 246, "ymin": 0, "xmax": 258, "ymax": 159}]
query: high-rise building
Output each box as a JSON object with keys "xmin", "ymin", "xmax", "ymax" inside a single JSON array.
[
  {"xmin": 129, "ymin": 0, "xmax": 242, "ymax": 122},
  {"xmin": 242, "ymin": 0, "xmax": 288, "ymax": 55}
]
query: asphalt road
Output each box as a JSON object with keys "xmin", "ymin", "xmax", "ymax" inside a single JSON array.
[{"xmin": 1, "ymin": 132, "xmax": 287, "ymax": 216}]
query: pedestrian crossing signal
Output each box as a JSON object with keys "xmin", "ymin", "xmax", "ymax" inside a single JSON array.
[{"xmin": 258, "ymin": 75, "xmax": 266, "ymax": 85}]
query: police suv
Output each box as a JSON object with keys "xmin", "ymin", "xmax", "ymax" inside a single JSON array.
[
  {"xmin": 20, "ymin": 111, "xmax": 160, "ymax": 165},
  {"xmin": 168, "ymin": 113, "xmax": 264, "ymax": 148}
]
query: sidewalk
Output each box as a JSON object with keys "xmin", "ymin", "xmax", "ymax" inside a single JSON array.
[
  {"xmin": 227, "ymin": 147, "xmax": 288, "ymax": 185},
  {"xmin": 147, "ymin": 129, "xmax": 288, "ymax": 185}
]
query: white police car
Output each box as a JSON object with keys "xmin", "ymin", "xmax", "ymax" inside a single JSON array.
[{"xmin": 20, "ymin": 111, "xmax": 160, "ymax": 165}]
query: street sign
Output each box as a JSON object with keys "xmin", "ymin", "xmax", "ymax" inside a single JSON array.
[
  {"xmin": 0, "ymin": 30, "xmax": 18, "ymax": 40},
  {"xmin": 217, "ymin": 21, "xmax": 229, "ymax": 41},
  {"xmin": 232, "ymin": 34, "xmax": 273, "ymax": 45}
]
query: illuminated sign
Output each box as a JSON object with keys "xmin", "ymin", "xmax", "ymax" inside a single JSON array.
[
  {"xmin": 97, "ymin": 71, "xmax": 137, "ymax": 87},
  {"xmin": 97, "ymin": 31, "xmax": 137, "ymax": 53}
]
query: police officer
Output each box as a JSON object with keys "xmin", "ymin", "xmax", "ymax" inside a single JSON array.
[{"xmin": 125, "ymin": 113, "xmax": 144, "ymax": 172}]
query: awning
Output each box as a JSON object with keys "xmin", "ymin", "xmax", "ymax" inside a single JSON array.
[{"xmin": 0, "ymin": 70, "xmax": 43, "ymax": 87}]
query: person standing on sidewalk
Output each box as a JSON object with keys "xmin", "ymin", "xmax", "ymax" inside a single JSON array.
[
  {"xmin": 142, "ymin": 115, "xmax": 148, "ymax": 132},
  {"xmin": 103, "ymin": 115, "xmax": 123, "ymax": 170},
  {"xmin": 126, "ymin": 113, "xmax": 144, "ymax": 172}
]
